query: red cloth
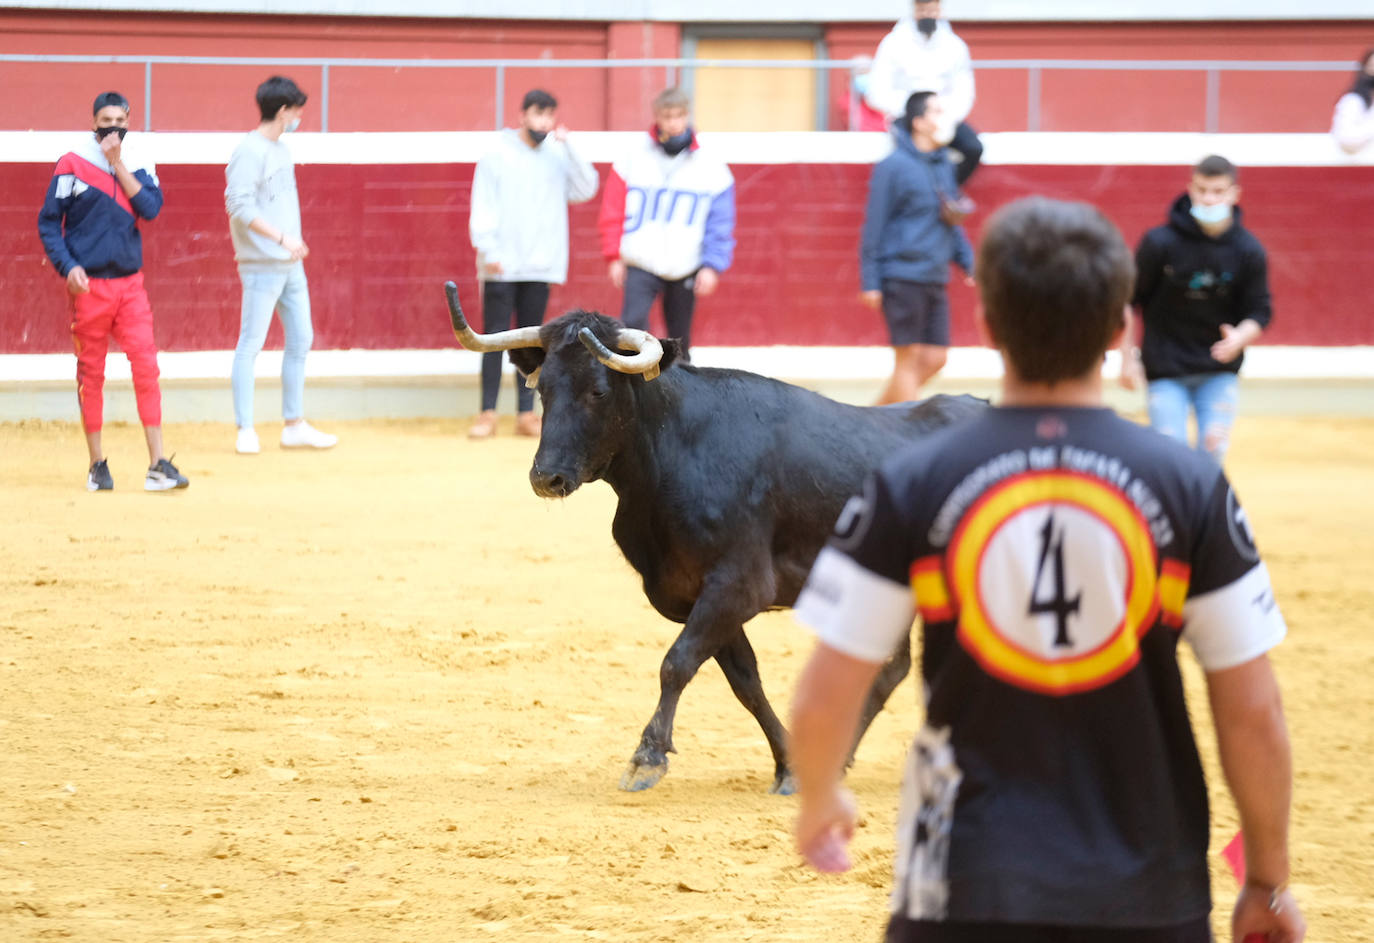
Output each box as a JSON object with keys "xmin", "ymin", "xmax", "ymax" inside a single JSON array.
[{"xmin": 69, "ymin": 272, "xmax": 162, "ymax": 431}]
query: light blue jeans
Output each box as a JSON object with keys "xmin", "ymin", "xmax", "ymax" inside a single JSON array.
[
  {"xmin": 231, "ymin": 263, "xmax": 313, "ymax": 428},
  {"xmin": 1147, "ymin": 373, "xmax": 1239, "ymax": 463}
]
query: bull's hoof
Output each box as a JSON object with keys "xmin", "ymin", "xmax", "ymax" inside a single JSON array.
[
  {"xmin": 619, "ymin": 759, "xmax": 669, "ymax": 792},
  {"xmin": 769, "ymin": 771, "xmax": 798, "ymax": 796}
]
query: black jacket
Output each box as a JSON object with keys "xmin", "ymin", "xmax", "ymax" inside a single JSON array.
[{"xmin": 1133, "ymin": 194, "xmax": 1272, "ymax": 380}]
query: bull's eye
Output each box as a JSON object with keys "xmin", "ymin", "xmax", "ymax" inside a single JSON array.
[{"xmin": 589, "ymin": 388, "xmax": 609, "ymax": 400}]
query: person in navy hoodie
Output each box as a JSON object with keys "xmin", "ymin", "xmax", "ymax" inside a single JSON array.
[
  {"xmin": 37, "ymin": 91, "xmax": 188, "ymax": 493},
  {"xmin": 860, "ymin": 91, "xmax": 974, "ymax": 405}
]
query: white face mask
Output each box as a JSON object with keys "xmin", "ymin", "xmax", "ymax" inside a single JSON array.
[
  {"xmin": 1190, "ymin": 202, "xmax": 1232, "ymax": 226},
  {"xmin": 284, "ymin": 117, "xmax": 301, "ymax": 133}
]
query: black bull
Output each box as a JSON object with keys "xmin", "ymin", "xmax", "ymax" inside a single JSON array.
[{"xmin": 445, "ymin": 282, "xmax": 985, "ymax": 793}]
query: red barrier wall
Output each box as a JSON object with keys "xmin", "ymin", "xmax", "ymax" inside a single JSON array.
[{"xmin": 5, "ymin": 160, "xmax": 1370, "ymax": 354}]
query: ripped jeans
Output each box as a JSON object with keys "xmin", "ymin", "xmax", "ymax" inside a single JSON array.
[{"xmin": 1147, "ymin": 373, "xmax": 1239, "ymax": 464}]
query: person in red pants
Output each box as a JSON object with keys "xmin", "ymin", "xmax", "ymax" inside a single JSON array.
[{"xmin": 37, "ymin": 91, "xmax": 188, "ymax": 492}]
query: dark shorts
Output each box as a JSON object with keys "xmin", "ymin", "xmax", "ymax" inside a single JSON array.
[
  {"xmin": 885, "ymin": 916, "xmax": 1212, "ymax": 943},
  {"xmin": 881, "ymin": 279, "xmax": 950, "ymax": 347}
]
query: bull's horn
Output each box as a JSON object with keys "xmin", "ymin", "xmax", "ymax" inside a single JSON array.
[
  {"xmin": 444, "ymin": 281, "xmax": 543, "ymax": 351},
  {"xmin": 578, "ymin": 327, "xmax": 663, "ymax": 382}
]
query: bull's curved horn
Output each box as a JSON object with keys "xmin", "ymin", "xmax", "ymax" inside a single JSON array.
[
  {"xmin": 578, "ymin": 327, "xmax": 664, "ymax": 382},
  {"xmin": 444, "ymin": 281, "xmax": 543, "ymax": 351}
]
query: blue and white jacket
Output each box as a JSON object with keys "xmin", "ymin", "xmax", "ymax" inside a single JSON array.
[{"xmin": 37, "ymin": 133, "xmax": 163, "ymax": 279}]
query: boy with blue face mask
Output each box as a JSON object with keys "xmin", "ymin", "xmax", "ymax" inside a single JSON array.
[{"xmin": 1120, "ymin": 154, "xmax": 1273, "ymax": 465}]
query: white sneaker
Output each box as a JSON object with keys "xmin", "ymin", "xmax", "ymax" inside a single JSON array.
[
  {"xmin": 236, "ymin": 426, "xmax": 260, "ymax": 454},
  {"xmin": 281, "ymin": 421, "xmax": 338, "ymax": 449}
]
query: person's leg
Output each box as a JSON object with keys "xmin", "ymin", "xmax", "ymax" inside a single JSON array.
[
  {"xmin": 1146, "ymin": 378, "xmax": 1191, "ymax": 445},
  {"xmin": 876, "ymin": 282, "xmax": 948, "ymax": 404},
  {"xmin": 231, "ymin": 266, "xmax": 286, "ymax": 430},
  {"xmin": 619, "ymin": 266, "xmax": 663, "ymax": 333},
  {"xmin": 1192, "ymin": 372, "xmax": 1240, "ymax": 463},
  {"xmin": 70, "ymin": 282, "xmax": 115, "ymax": 470},
  {"xmin": 469, "ymin": 281, "xmax": 516, "ymax": 438},
  {"xmin": 511, "ymin": 281, "xmax": 550, "ymax": 418},
  {"xmin": 948, "ymin": 121, "xmax": 983, "ymax": 186},
  {"xmin": 107, "ymin": 274, "xmax": 164, "ymax": 465},
  {"xmin": 662, "ymin": 275, "xmax": 699, "ymax": 360},
  {"xmin": 878, "ymin": 345, "xmax": 947, "ymax": 405},
  {"xmin": 277, "ymin": 263, "xmax": 314, "ymax": 424}
]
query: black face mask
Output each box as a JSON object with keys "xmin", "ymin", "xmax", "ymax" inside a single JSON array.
[
  {"xmin": 526, "ymin": 128, "xmax": 549, "ymax": 145},
  {"xmin": 917, "ymin": 17, "xmax": 938, "ymax": 37},
  {"xmin": 658, "ymin": 127, "xmax": 693, "ymax": 156},
  {"xmin": 95, "ymin": 126, "xmax": 128, "ymax": 142}
]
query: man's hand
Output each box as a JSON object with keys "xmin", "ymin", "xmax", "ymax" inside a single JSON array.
[
  {"xmin": 1212, "ymin": 323, "xmax": 1247, "ymax": 363},
  {"xmin": 1233, "ymin": 883, "xmax": 1306, "ymax": 943},
  {"xmin": 695, "ymin": 267, "xmax": 719, "ymax": 296},
  {"xmin": 99, "ymin": 132, "xmax": 123, "ymax": 166},
  {"xmin": 608, "ymin": 260, "xmax": 627, "ymax": 289},
  {"xmin": 860, "ymin": 289, "xmax": 883, "ymax": 311},
  {"xmin": 795, "ymin": 786, "xmax": 858, "ymax": 874},
  {"xmin": 66, "ymin": 266, "xmax": 90, "ymax": 295},
  {"xmin": 553, "ymin": 124, "xmax": 569, "ymax": 143},
  {"xmin": 281, "ymin": 235, "xmax": 309, "ymax": 262},
  {"xmin": 482, "ymin": 260, "xmax": 504, "ymax": 277}
]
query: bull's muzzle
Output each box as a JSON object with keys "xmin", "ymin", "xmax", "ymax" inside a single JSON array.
[{"xmin": 530, "ymin": 462, "xmax": 580, "ymax": 499}]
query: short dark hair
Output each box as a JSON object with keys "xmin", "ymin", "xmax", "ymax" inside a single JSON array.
[
  {"xmin": 521, "ymin": 89, "xmax": 557, "ymax": 111},
  {"xmin": 1193, "ymin": 154, "xmax": 1239, "ymax": 183},
  {"xmin": 256, "ymin": 75, "xmax": 308, "ymax": 122},
  {"xmin": 93, "ymin": 91, "xmax": 130, "ymax": 115},
  {"xmin": 903, "ymin": 91, "xmax": 935, "ymax": 132},
  {"xmin": 977, "ymin": 197, "xmax": 1135, "ymax": 385}
]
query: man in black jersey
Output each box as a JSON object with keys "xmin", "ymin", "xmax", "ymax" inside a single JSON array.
[{"xmin": 789, "ymin": 197, "xmax": 1305, "ymax": 943}]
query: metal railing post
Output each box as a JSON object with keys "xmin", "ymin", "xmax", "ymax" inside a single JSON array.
[
  {"xmin": 144, "ymin": 61, "xmax": 152, "ymax": 131},
  {"xmin": 320, "ymin": 63, "xmax": 330, "ymax": 133},
  {"xmin": 1027, "ymin": 66, "xmax": 1041, "ymax": 133},
  {"xmin": 1205, "ymin": 68, "xmax": 1220, "ymax": 133},
  {"xmin": 494, "ymin": 63, "xmax": 505, "ymax": 129}
]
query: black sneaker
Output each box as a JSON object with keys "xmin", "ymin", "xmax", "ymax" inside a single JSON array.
[
  {"xmin": 87, "ymin": 458, "xmax": 113, "ymax": 492},
  {"xmin": 145, "ymin": 456, "xmax": 189, "ymax": 492}
]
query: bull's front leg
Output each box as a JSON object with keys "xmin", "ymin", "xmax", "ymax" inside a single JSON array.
[{"xmin": 621, "ymin": 578, "xmax": 769, "ymax": 793}]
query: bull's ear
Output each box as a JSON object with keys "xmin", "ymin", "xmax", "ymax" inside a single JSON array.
[
  {"xmin": 508, "ymin": 347, "xmax": 546, "ymax": 382},
  {"xmin": 658, "ymin": 338, "xmax": 683, "ymax": 372}
]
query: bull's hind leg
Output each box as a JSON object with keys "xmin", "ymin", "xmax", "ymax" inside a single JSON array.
[{"xmin": 714, "ymin": 629, "xmax": 793, "ymax": 795}]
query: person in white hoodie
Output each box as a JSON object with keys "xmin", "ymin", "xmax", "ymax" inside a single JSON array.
[
  {"xmin": 224, "ymin": 75, "xmax": 337, "ymax": 455},
  {"xmin": 1331, "ymin": 47, "xmax": 1374, "ymax": 155},
  {"xmin": 866, "ymin": 0, "xmax": 983, "ymax": 185},
  {"xmin": 467, "ymin": 89, "xmax": 599, "ymax": 439}
]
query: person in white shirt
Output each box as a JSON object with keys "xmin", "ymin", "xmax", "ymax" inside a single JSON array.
[
  {"xmin": 224, "ymin": 75, "xmax": 337, "ymax": 455},
  {"xmin": 467, "ymin": 89, "xmax": 599, "ymax": 439},
  {"xmin": 866, "ymin": 0, "xmax": 983, "ymax": 185},
  {"xmin": 1331, "ymin": 47, "xmax": 1374, "ymax": 155}
]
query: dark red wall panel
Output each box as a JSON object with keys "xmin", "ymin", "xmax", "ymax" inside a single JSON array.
[{"xmin": 6, "ymin": 161, "xmax": 1371, "ymax": 355}]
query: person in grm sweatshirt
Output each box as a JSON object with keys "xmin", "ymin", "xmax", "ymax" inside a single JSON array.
[
  {"xmin": 466, "ymin": 88, "xmax": 599, "ymax": 440},
  {"xmin": 224, "ymin": 75, "xmax": 337, "ymax": 456},
  {"xmin": 1120, "ymin": 154, "xmax": 1274, "ymax": 466},
  {"xmin": 37, "ymin": 91, "xmax": 189, "ymax": 493},
  {"xmin": 598, "ymin": 86, "xmax": 735, "ymax": 362}
]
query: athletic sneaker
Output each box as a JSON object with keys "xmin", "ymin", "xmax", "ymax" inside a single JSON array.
[
  {"xmin": 280, "ymin": 420, "xmax": 338, "ymax": 449},
  {"xmin": 235, "ymin": 426, "xmax": 260, "ymax": 454},
  {"xmin": 145, "ymin": 457, "xmax": 190, "ymax": 491},
  {"xmin": 87, "ymin": 458, "xmax": 113, "ymax": 492}
]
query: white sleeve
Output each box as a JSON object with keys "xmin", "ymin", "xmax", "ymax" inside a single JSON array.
[
  {"xmin": 865, "ymin": 34, "xmax": 909, "ymax": 119},
  {"xmin": 1181, "ymin": 562, "xmax": 1287, "ymax": 671},
  {"xmin": 944, "ymin": 38, "xmax": 976, "ymax": 125},
  {"xmin": 1331, "ymin": 94, "xmax": 1374, "ymax": 155},
  {"xmin": 562, "ymin": 139, "xmax": 600, "ymax": 204},
  {"xmin": 468, "ymin": 153, "xmax": 501, "ymax": 257},
  {"xmin": 794, "ymin": 546, "xmax": 915, "ymax": 664}
]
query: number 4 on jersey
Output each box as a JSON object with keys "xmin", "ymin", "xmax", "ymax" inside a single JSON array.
[{"xmin": 1029, "ymin": 511, "xmax": 1082, "ymax": 648}]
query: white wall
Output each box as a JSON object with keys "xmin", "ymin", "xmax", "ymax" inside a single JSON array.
[{"xmin": 5, "ymin": 0, "xmax": 1372, "ymax": 22}]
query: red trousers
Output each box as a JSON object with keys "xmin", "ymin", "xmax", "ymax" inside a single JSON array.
[{"xmin": 70, "ymin": 272, "xmax": 162, "ymax": 432}]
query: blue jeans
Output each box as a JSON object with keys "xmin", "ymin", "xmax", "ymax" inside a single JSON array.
[
  {"xmin": 1147, "ymin": 373, "xmax": 1239, "ymax": 463},
  {"xmin": 231, "ymin": 263, "xmax": 313, "ymax": 427}
]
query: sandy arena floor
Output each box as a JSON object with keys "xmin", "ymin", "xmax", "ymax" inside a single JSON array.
[{"xmin": 1, "ymin": 413, "xmax": 1371, "ymax": 942}]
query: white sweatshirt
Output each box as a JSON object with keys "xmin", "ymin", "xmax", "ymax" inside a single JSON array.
[
  {"xmin": 1331, "ymin": 92, "xmax": 1374, "ymax": 155},
  {"xmin": 865, "ymin": 17, "xmax": 976, "ymax": 133},
  {"xmin": 224, "ymin": 130, "xmax": 301, "ymax": 266},
  {"xmin": 468, "ymin": 128, "xmax": 599, "ymax": 285}
]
